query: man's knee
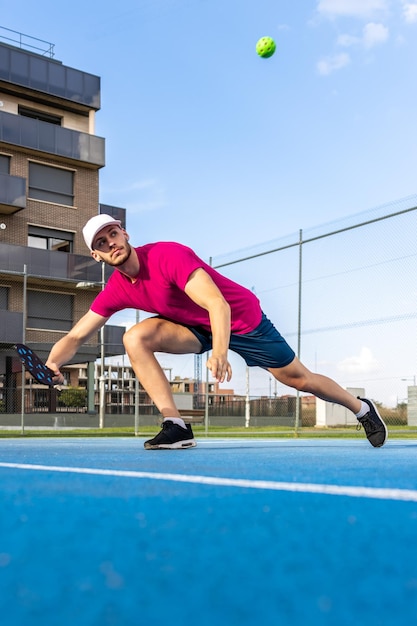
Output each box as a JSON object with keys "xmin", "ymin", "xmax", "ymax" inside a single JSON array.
[
  {"xmin": 270, "ymin": 360, "xmax": 312, "ymax": 392},
  {"xmin": 279, "ymin": 374, "xmax": 308, "ymax": 392},
  {"xmin": 123, "ymin": 318, "xmax": 161, "ymax": 352}
]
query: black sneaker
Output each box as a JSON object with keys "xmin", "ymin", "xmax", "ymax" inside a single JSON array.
[
  {"xmin": 144, "ymin": 421, "xmax": 197, "ymax": 450},
  {"xmin": 357, "ymin": 397, "xmax": 388, "ymax": 447}
]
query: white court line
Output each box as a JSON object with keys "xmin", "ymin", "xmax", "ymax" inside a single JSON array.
[{"xmin": 1, "ymin": 461, "xmax": 417, "ymax": 502}]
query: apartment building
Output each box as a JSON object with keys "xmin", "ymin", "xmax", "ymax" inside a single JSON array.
[{"xmin": 0, "ymin": 29, "xmax": 124, "ymax": 412}]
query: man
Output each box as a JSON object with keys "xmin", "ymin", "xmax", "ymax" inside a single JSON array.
[{"xmin": 46, "ymin": 214, "xmax": 388, "ymax": 450}]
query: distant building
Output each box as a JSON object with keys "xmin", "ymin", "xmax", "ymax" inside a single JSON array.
[{"xmin": 71, "ymin": 362, "xmax": 236, "ymax": 414}]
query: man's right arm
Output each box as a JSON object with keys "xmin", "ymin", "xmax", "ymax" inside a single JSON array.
[{"xmin": 46, "ymin": 310, "xmax": 109, "ymax": 383}]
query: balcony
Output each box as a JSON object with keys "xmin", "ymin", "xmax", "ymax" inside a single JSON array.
[
  {"xmin": 0, "ymin": 310, "xmax": 23, "ymax": 342},
  {"xmin": 0, "ymin": 171, "xmax": 26, "ymax": 214},
  {"xmin": 0, "ymin": 243, "xmax": 113, "ymax": 283},
  {"xmin": 0, "ymin": 111, "xmax": 105, "ymax": 167},
  {"xmin": 103, "ymin": 325, "xmax": 126, "ymax": 357},
  {"xmin": 0, "ymin": 42, "xmax": 100, "ymax": 110},
  {"xmin": 27, "ymin": 324, "xmax": 126, "ymax": 362}
]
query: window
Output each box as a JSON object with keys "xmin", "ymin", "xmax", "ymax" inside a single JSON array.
[
  {"xmin": 28, "ymin": 225, "xmax": 73, "ymax": 252},
  {"xmin": 0, "ymin": 286, "xmax": 8, "ymax": 310},
  {"xmin": 19, "ymin": 105, "xmax": 62, "ymax": 126},
  {"xmin": 0, "ymin": 155, "xmax": 10, "ymax": 174},
  {"xmin": 27, "ymin": 291, "xmax": 73, "ymax": 331},
  {"xmin": 28, "ymin": 162, "xmax": 74, "ymax": 206}
]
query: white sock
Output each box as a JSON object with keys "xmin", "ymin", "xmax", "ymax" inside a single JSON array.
[
  {"xmin": 163, "ymin": 417, "xmax": 187, "ymax": 429},
  {"xmin": 355, "ymin": 400, "xmax": 369, "ymax": 419}
]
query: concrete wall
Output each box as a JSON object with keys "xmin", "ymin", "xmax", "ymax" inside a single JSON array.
[{"xmin": 316, "ymin": 388, "xmax": 365, "ymax": 427}]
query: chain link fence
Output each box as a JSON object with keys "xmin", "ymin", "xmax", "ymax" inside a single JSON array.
[
  {"xmin": 1, "ymin": 195, "xmax": 417, "ymax": 433},
  {"xmin": 209, "ymin": 194, "xmax": 417, "ymax": 433}
]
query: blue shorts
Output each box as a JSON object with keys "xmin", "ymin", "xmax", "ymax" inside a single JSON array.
[{"xmin": 188, "ymin": 312, "xmax": 295, "ymax": 369}]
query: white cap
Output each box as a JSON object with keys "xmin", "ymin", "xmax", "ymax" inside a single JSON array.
[{"xmin": 82, "ymin": 214, "xmax": 122, "ymax": 250}]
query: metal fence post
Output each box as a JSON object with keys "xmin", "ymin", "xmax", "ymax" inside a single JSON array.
[
  {"xmin": 134, "ymin": 309, "xmax": 140, "ymax": 436},
  {"xmin": 20, "ymin": 264, "xmax": 27, "ymax": 435},
  {"xmin": 295, "ymin": 230, "xmax": 303, "ymax": 434},
  {"xmin": 99, "ymin": 261, "xmax": 105, "ymax": 429}
]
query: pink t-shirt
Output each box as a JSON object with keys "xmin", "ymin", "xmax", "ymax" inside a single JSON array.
[{"xmin": 91, "ymin": 242, "xmax": 262, "ymax": 334}]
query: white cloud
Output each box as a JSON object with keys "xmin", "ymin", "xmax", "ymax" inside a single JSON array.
[
  {"xmin": 337, "ymin": 22, "xmax": 389, "ymax": 49},
  {"xmin": 317, "ymin": 52, "xmax": 351, "ymax": 75},
  {"xmin": 337, "ymin": 347, "xmax": 380, "ymax": 375},
  {"xmin": 336, "ymin": 22, "xmax": 389, "ymax": 48},
  {"xmin": 362, "ymin": 21, "xmax": 389, "ymax": 46},
  {"xmin": 315, "ymin": 5, "xmax": 389, "ymax": 73},
  {"xmin": 402, "ymin": 1, "xmax": 417, "ymax": 22},
  {"xmin": 337, "ymin": 33, "xmax": 360, "ymax": 46},
  {"xmin": 317, "ymin": 0, "xmax": 389, "ymax": 19}
]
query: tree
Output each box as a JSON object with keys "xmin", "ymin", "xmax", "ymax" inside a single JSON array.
[{"xmin": 59, "ymin": 387, "xmax": 87, "ymax": 409}]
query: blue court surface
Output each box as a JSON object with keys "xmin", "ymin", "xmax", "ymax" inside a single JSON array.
[{"xmin": 1, "ymin": 436, "xmax": 417, "ymax": 626}]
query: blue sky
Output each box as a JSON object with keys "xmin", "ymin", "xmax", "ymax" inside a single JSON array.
[
  {"xmin": 1, "ymin": 1, "xmax": 417, "ymax": 403},
  {"xmin": 2, "ymin": 0, "xmax": 417, "ymax": 256}
]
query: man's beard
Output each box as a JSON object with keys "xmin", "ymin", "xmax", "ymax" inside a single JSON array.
[{"xmin": 108, "ymin": 243, "xmax": 132, "ymax": 267}]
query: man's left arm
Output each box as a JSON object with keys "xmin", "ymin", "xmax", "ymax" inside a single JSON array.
[{"xmin": 184, "ymin": 268, "xmax": 232, "ymax": 383}]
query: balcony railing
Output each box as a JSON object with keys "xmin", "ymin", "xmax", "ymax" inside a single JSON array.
[
  {"xmin": 0, "ymin": 310, "xmax": 23, "ymax": 342},
  {"xmin": 0, "ymin": 111, "xmax": 105, "ymax": 167},
  {"xmin": 0, "ymin": 42, "xmax": 100, "ymax": 108},
  {"xmin": 0, "ymin": 243, "xmax": 112, "ymax": 283},
  {"xmin": 104, "ymin": 325, "xmax": 126, "ymax": 357},
  {"xmin": 0, "ymin": 171, "xmax": 26, "ymax": 214}
]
